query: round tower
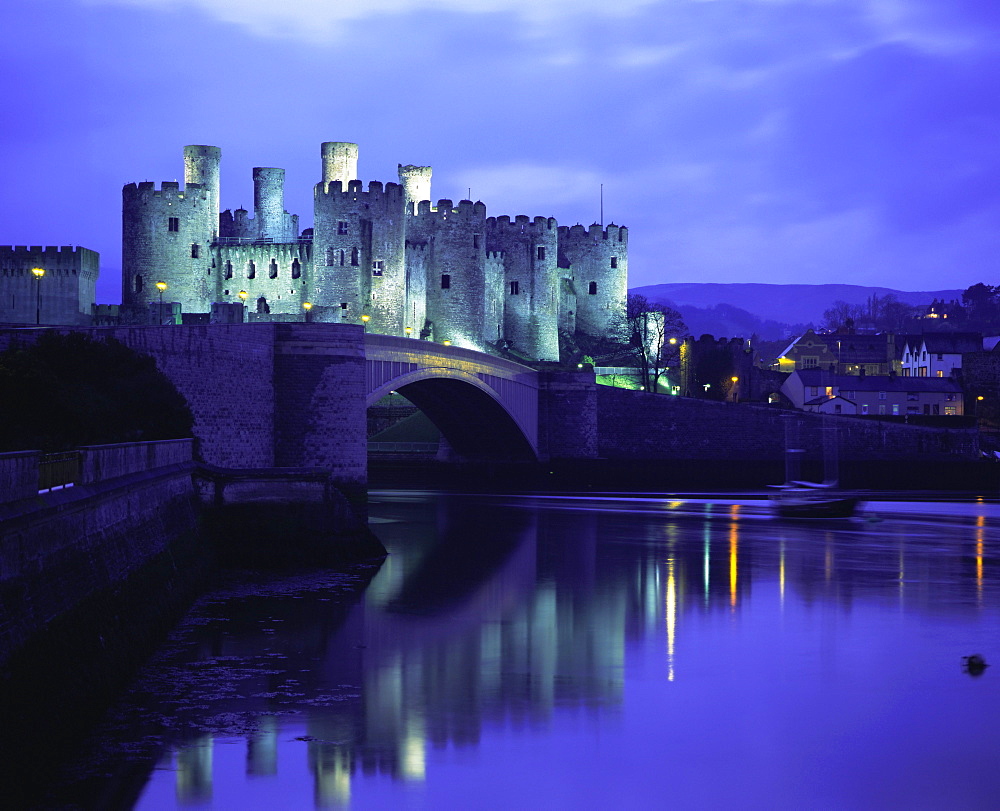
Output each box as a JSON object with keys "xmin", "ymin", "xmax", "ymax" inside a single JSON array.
[
  {"xmin": 321, "ymin": 142, "xmax": 359, "ymax": 185},
  {"xmin": 183, "ymin": 145, "xmax": 221, "ymax": 240},
  {"xmin": 253, "ymin": 167, "xmax": 286, "ymax": 241},
  {"xmin": 398, "ymin": 164, "xmax": 432, "ymax": 211}
]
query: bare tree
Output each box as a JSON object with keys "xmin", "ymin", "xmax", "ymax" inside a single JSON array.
[{"xmin": 625, "ymin": 294, "xmax": 687, "ymax": 393}]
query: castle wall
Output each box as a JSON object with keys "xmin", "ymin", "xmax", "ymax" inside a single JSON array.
[
  {"xmin": 559, "ymin": 223, "xmax": 628, "ymax": 338},
  {"xmin": 0, "ymin": 246, "xmax": 98, "ymax": 326},
  {"xmin": 486, "ymin": 215, "xmax": 560, "ymax": 361},
  {"xmin": 404, "ymin": 242, "xmax": 428, "ymax": 340},
  {"xmin": 411, "ymin": 200, "xmax": 489, "ymax": 350},
  {"xmin": 253, "ymin": 167, "xmax": 289, "ymax": 241},
  {"xmin": 211, "ymin": 242, "xmax": 313, "ymax": 315},
  {"xmin": 122, "ymin": 181, "xmax": 215, "ymax": 312}
]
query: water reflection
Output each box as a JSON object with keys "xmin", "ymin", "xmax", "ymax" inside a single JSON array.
[{"xmin": 54, "ymin": 493, "xmax": 1000, "ymax": 808}]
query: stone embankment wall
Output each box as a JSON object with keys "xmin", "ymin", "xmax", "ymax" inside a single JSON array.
[
  {"xmin": 0, "ymin": 439, "xmax": 199, "ymax": 667},
  {"xmin": 596, "ymin": 388, "xmax": 979, "ymax": 461}
]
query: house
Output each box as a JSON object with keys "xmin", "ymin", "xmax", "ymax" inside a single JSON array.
[
  {"xmin": 899, "ymin": 333, "xmax": 983, "ymax": 378},
  {"xmin": 782, "ymin": 369, "xmax": 964, "ymax": 416},
  {"xmin": 772, "ymin": 329, "xmax": 898, "ymax": 376}
]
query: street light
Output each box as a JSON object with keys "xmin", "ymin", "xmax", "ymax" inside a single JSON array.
[
  {"xmin": 155, "ymin": 281, "xmax": 168, "ymax": 325},
  {"xmin": 302, "ymin": 301, "xmax": 313, "ymax": 322},
  {"xmin": 731, "ymin": 376, "xmax": 739, "ymax": 403},
  {"xmin": 30, "ymin": 267, "xmax": 44, "ymax": 325},
  {"xmin": 238, "ymin": 290, "xmax": 248, "ymax": 322},
  {"xmin": 360, "ymin": 314, "xmax": 370, "ymax": 330},
  {"xmin": 404, "ymin": 326, "xmax": 413, "ymax": 337}
]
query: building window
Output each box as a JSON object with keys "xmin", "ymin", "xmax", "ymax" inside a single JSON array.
[
  {"xmin": 861, "ymin": 404, "xmax": 869, "ymax": 415},
  {"xmin": 842, "ymin": 390, "xmax": 855, "ymax": 399},
  {"xmin": 326, "ymin": 247, "xmax": 336, "ymax": 266},
  {"xmin": 269, "ymin": 260, "xmax": 278, "ymax": 279},
  {"xmin": 135, "ymin": 275, "xmax": 143, "ymax": 293},
  {"xmin": 879, "ymin": 404, "xmax": 886, "ymax": 415},
  {"xmin": 247, "ymin": 261, "xmax": 256, "ymax": 279},
  {"xmin": 610, "ymin": 257, "xmax": 618, "ymax": 268},
  {"xmin": 892, "ymin": 404, "xmax": 900, "ymax": 415},
  {"xmin": 588, "ymin": 281, "xmax": 597, "ymax": 295},
  {"xmin": 224, "ymin": 261, "xmax": 233, "ymax": 279},
  {"xmin": 907, "ymin": 392, "xmax": 918, "ymax": 401},
  {"xmin": 945, "ymin": 406, "xmax": 957, "ymax": 415},
  {"xmin": 338, "ymin": 221, "xmax": 349, "ymax": 235},
  {"xmin": 902, "ymin": 368, "xmax": 910, "ymax": 376},
  {"xmin": 946, "ymin": 393, "xmax": 956, "ymax": 401},
  {"xmin": 473, "ymin": 235, "xmax": 480, "ymax": 249},
  {"xmin": 834, "ymin": 404, "xmax": 842, "ymax": 414},
  {"xmin": 510, "ymin": 280, "xmax": 520, "ymax": 295},
  {"xmin": 168, "ymin": 217, "xmax": 179, "ymax": 232},
  {"xmin": 372, "ymin": 260, "xmax": 383, "ymax": 277},
  {"xmin": 878, "ymin": 391, "xmax": 886, "ymax": 400},
  {"xmin": 191, "ymin": 244, "xmax": 200, "ymax": 258},
  {"xmin": 341, "ymin": 302, "xmax": 348, "ymax": 309},
  {"xmin": 918, "ymin": 367, "xmax": 928, "ymax": 377},
  {"xmin": 292, "ymin": 258, "xmax": 301, "ymax": 279},
  {"xmin": 441, "ymin": 274, "xmax": 451, "ymax": 289},
  {"xmin": 907, "ymin": 406, "xmax": 919, "ymax": 414},
  {"xmin": 802, "ymin": 357, "xmax": 818, "ymax": 368},
  {"xmin": 936, "ymin": 370, "xmax": 944, "ymax": 377},
  {"xmin": 536, "ymin": 246, "xmax": 546, "ymax": 261},
  {"xmin": 351, "ymin": 247, "xmax": 359, "ymax": 266}
]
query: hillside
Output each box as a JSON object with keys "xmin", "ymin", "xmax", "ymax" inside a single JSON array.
[{"xmin": 631, "ymin": 283, "xmax": 963, "ymax": 340}]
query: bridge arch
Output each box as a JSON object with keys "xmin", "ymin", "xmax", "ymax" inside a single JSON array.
[{"xmin": 364, "ymin": 336, "xmax": 540, "ymax": 461}]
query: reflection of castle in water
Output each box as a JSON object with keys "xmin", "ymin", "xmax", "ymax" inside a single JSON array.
[{"xmin": 162, "ymin": 498, "xmax": 995, "ymax": 805}]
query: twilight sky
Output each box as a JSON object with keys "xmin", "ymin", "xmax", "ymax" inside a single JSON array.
[{"xmin": 3, "ymin": 0, "xmax": 999, "ymax": 303}]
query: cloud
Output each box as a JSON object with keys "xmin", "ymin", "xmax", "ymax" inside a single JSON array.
[{"xmin": 83, "ymin": 0, "xmax": 661, "ymax": 42}]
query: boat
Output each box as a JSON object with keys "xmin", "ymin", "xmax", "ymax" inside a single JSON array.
[{"xmin": 769, "ymin": 418, "xmax": 862, "ymax": 519}]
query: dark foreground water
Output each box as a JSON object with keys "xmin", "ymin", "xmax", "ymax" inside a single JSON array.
[{"xmin": 52, "ymin": 491, "xmax": 1000, "ymax": 809}]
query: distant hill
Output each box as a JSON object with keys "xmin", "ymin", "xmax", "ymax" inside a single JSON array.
[{"xmin": 631, "ymin": 283, "xmax": 963, "ymax": 340}]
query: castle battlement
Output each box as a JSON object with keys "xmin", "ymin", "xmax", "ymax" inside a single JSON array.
[
  {"xmin": 413, "ymin": 199, "xmax": 488, "ymax": 222},
  {"xmin": 315, "ymin": 179, "xmax": 405, "ymax": 202},
  {"xmin": 123, "ymin": 181, "xmax": 208, "ymax": 200},
  {"xmin": 3, "ymin": 245, "xmax": 97, "ymax": 258},
  {"xmin": 487, "ymin": 215, "xmax": 558, "ymax": 233},
  {"xmin": 558, "ymin": 223, "xmax": 628, "ymax": 243}
]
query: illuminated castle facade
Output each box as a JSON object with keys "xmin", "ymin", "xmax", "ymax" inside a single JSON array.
[{"xmin": 122, "ymin": 143, "xmax": 628, "ymax": 360}]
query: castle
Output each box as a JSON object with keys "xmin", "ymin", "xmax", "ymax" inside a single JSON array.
[{"xmin": 122, "ymin": 143, "xmax": 628, "ymax": 360}]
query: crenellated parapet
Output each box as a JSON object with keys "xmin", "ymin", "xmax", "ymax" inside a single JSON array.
[
  {"xmin": 315, "ymin": 179, "xmax": 406, "ymax": 209},
  {"xmin": 557, "ymin": 222, "xmax": 628, "ymax": 339},
  {"xmin": 0, "ymin": 245, "xmax": 99, "ymax": 325}
]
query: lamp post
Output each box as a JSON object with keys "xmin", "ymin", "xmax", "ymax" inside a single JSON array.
[
  {"xmin": 30, "ymin": 267, "xmax": 44, "ymax": 325},
  {"xmin": 404, "ymin": 326, "xmax": 413, "ymax": 337},
  {"xmin": 361, "ymin": 314, "xmax": 370, "ymax": 331},
  {"xmin": 238, "ymin": 290, "xmax": 248, "ymax": 322},
  {"xmin": 731, "ymin": 376, "xmax": 739, "ymax": 403},
  {"xmin": 302, "ymin": 301, "xmax": 313, "ymax": 322},
  {"xmin": 155, "ymin": 281, "xmax": 168, "ymax": 325}
]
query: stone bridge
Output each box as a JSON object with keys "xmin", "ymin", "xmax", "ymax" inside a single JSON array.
[{"xmin": 0, "ymin": 323, "xmax": 597, "ymax": 504}]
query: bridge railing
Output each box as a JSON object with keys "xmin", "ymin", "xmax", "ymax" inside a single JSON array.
[{"xmin": 368, "ymin": 441, "xmax": 440, "ymax": 454}]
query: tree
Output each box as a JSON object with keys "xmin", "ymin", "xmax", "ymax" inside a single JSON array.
[
  {"xmin": 0, "ymin": 332, "xmax": 194, "ymax": 452},
  {"xmin": 625, "ymin": 294, "xmax": 687, "ymax": 393}
]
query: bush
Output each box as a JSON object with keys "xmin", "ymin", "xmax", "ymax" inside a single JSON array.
[{"xmin": 0, "ymin": 332, "xmax": 194, "ymax": 452}]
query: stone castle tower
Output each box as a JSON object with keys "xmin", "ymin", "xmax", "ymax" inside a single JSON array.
[{"xmin": 122, "ymin": 143, "xmax": 628, "ymax": 360}]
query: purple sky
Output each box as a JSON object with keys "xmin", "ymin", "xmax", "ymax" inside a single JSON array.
[{"xmin": 4, "ymin": 0, "xmax": 1000, "ymax": 303}]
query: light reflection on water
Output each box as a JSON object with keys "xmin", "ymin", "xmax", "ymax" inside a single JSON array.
[{"xmin": 61, "ymin": 491, "xmax": 1000, "ymax": 809}]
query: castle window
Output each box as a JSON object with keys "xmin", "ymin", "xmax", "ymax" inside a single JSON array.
[
  {"xmin": 510, "ymin": 280, "xmax": 520, "ymax": 295},
  {"xmin": 269, "ymin": 260, "xmax": 278, "ymax": 279},
  {"xmin": 339, "ymin": 250, "xmax": 345, "ymax": 267},
  {"xmin": 257, "ymin": 297, "xmax": 269, "ymax": 314},
  {"xmin": 337, "ymin": 221, "xmax": 349, "ymax": 235},
  {"xmin": 441, "ymin": 274, "xmax": 451, "ymax": 290},
  {"xmin": 473, "ymin": 235, "xmax": 480, "ymax": 249},
  {"xmin": 224, "ymin": 261, "xmax": 233, "ymax": 279},
  {"xmin": 247, "ymin": 261, "xmax": 256, "ymax": 279},
  {"xmin": 351, "ymin": 248, "xmax": 359, "ymax": 266},
  {"xmin": 326, "ymin": 247, "xmax": 336, "ymax": 266},
  {"xmin": 292, "ymin": 258, "xmax": 301, "ymax": 279},
  {"xmin": 341, "ymin": 302, "xmax": 348, "ymax": 309},
  {"xmin": 536, "ymin": 246, "xmax": 545, "ymax": 261},
  {"xmin": 588, "ymin": 281, "xmax": 597, "ymax": 295},
  {"xmin": 372, "ymin": 260, "xmax": 383, "ymax": 277},
  {"xmin": 168, "ymin": 217, "xmax": 179, "ymax": 232},
  {"xmin": 135, "ymin": 275, "xmax": 143, "ymax": 293},
  {"xmin": 191, "ymin": 244, "xmax": 200, "ymax": 258},
  {"xmin": 610, "ymin": 257, "xmax": 618, "ymax": 268}
]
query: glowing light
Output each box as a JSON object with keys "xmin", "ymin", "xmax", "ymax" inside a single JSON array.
[
  {"xmin": 237, "ymin": 290, "xmax": 247, "ymax": 302},
  {"xmin": 729, "ymin": 522, "xmax": 738, "ymax": 608},
  {"xmin": 669, "ymin": 337, "xmax": 677, "ymax": 345},
  {"xmin": 442, "ymin": 339, "xmax": 451, "ymax": 345},
  {"xmin": 401, "ymin": 718, "xmax": 426, "ymax": 781},
  {"xmin": 302, "ymin": 301, "xmax": 313, "ymax": 310},
  {"xmin": 31, "ymin": 267, "xmax": 45, "ymax": 279},
  {"xmin": 155, "ymin": 281, "xmax": 167, "ymax": 292},
  {"xmin": 361, "ymin": 314, "xmax": 370, "ymax": 322},
  {"xmin": 976, "ymin": 514, "xmax": 985, "ymax": 605},
  {"xmin": 404, "ymin": 326, "xmax": 413, "ymax": 335},
  {"xmin": 779, "ymin": 541, "xmax": 786, "ymax": 607},
  {"xmin": 731, "ymin": 376, "xmax": 739, "ymax": 383},
  {"xmin": 666, "ymin": 557, "xmax": 677, "ymax": 681}
]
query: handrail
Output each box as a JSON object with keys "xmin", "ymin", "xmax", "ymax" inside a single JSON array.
[{"xmin": 38, "ymin": 451, "xmax": 80, "ymax": 492}]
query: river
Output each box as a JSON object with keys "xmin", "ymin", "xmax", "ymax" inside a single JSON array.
[{"xmin": 48, "ymin": 491, "xmax": 1000, "ymax": 809}]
